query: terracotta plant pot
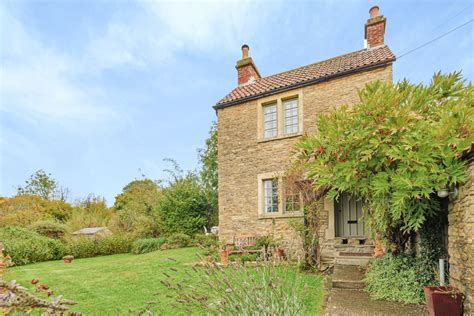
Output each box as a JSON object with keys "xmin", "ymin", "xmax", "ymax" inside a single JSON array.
[
  {"xmin": 424, "ymin": 286, "xmax": 463, "ymax": 316},
  {"xmin": 273, "ymin": 248, "xmax": 284, "ymax": 259},
  {"xmin": 220, "ymin": 249, "xmax": 229, "ymax": 266}
]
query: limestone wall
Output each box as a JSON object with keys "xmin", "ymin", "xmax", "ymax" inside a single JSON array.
[
  {"xmin": 217, "ymin": 65, "xmax": 393, "ymax": 250},
  {"xmin": 448, "ymin": 155, "xmax": 474, "ymax": 314}
]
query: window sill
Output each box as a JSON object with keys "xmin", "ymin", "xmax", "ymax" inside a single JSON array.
[
  {"xmin": 257, "ymin": 132, "xmax": 303, "ymax": 144},
  {"xmin": 258, "ymin": 212, "xmax": 304, "ymax": 220}
]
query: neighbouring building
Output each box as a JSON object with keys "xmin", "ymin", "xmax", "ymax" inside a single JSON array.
[
  {"xmin": 214, "ymin": 6, "xmax": 395, "ymax": 265},
  {"xmin": 72, "ymin": 227, "xmax": 113, "ymax": 237},
  {"xmin": 448, "ymin": 145, "xmax": 474, "ymax": 315}
]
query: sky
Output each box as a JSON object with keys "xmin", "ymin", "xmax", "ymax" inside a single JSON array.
[{"xmin": 1, "ymin": 0, "xmax": 473, "ymax": 204}]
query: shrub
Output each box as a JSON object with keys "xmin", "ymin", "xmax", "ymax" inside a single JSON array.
[
  {"xmin": 28, "ymin": 220, "xmax": 66, "ymax": 239},
  {"xmin": 131, "ymin": 238, "xmax": 166, "ymax": 254},
  {"xmin": 155, "ymin": 173, "xmax": 210, "ymax": 236},
  {"xmin": 192, "ymin": 233, "xmax": 217, "ymax": 248},
  {"xmin": 1, "ymin": 279, "xmax": 75, "ymax": 314},
  {"xmin": 295, "ymin": 72, "xmax": 473, "ymax": 249},
  {"xmin": 364, "ymin": 253, "xmax": 436, "ymax": 304},
  {"xmin": 162, "ymin": 263, "xmax": 305, "ymax": 314},
  {"xmin": 0, "ymin": 227, "xmax": 65, "ymax": 265},
  {"xmin": 239, "ymin": 253, "xmax": 259, "ymax": 263},
  {"xmin": 64, "ymin": 235, "xmax": 132, "ymax": 258},
  {"xmin": 256, "ymin": 235, "xmax": 275, "ymax": 249},
  {"xmin": 165, "ymin": 233, "xmax": 191, "ymax": 249}
]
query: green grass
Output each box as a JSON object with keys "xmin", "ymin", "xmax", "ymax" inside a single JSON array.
[{"xmin": 4, "ymin": 247, "xmax": 324, "ymax": 315}]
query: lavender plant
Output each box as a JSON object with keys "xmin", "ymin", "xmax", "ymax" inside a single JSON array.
[{"xmin": 158, "ymin": 258, "xmax": 306, "ymax": 315}]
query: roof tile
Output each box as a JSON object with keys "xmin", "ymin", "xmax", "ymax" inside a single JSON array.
[{"xmin": 214, "ymin": 45, "xmax": 396, "ymax": 108}]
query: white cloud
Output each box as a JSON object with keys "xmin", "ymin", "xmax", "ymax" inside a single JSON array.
[
  {"xmin": 0, "ymin": 0, "xmax": 282, "ymax": 125},
  {"xmin": 84, "ymin": 0, "xmax": 281, "ymax": 70},
  {"xmin": 0, "ymin": 3, "xmax": 115, "ymax": 124}
]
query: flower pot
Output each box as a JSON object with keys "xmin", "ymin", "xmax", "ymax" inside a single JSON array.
[
  {"xmin": 273, "ymin": 248, "xmax": 284, "ymax": 259},
  {"xmin": 424, "ymin": 286, "xmax": 463, "ymax": 316},
  {"xmin": 220, "ymin": 249, "xmax": 229, "ymax": 266}
]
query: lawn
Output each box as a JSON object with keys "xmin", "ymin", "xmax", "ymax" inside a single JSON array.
[{"xmin": 4, "ymin": 247, "xmax": 325, "ymax": 315}]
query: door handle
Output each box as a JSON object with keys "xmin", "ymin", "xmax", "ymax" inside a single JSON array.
[{"xmin": 347, "ymin": 220, "xmax": 357, "ymax": 224}]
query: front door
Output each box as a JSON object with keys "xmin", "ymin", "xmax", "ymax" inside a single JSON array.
[{"xmin": 335, "ymin": 192, "xmax": 367, "ymax": 237}]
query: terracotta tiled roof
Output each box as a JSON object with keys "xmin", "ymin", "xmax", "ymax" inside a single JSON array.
[{"xmin": 215, "ymin": 45, "xmax": 395, "ymax": 108}]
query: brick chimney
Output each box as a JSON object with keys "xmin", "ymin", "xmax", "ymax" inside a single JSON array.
[
  {"xmin": 236, "ymin": 44, "xmax": 261, "ymax": 86},
  {"xmin": 364, "ymin": 6, "xmax": 386, "ymax": 48}
]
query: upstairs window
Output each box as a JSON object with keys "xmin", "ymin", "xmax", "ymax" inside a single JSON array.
[
  {"xmin": 258, "ymin": 91, "xmax": 302, "ymax": 142},
  {"xmin": 263, "ymin": 103, "xmax": 277, "ymax": 138},
  {"xmin": 263, "ymin": 178, "xmax": 279, "ymax": 213},
  {"xmin": 283, "ymin": 98, "xmax": 299, "ymax": 134}
]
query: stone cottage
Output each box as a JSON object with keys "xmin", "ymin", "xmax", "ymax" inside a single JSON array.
[
  {"xmin": 214, "ymin": 6, "xmax": 395, "ymax": 265},
  {"xmin": 448, "ymin": 145, "xmax": 474, "ymax": 314}
]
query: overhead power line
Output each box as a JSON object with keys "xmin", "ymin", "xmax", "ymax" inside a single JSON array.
[{"xmin": 396, "ymin": 18, "xmax": 474, "ymax": 60}]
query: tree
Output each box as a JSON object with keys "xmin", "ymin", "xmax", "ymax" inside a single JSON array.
[
  {"xmin": 17, "ymin": 170, "xmax": 58, "ymax": 200},
  {"xmin": 198, "ymin": 121, "xmax": 218, "ymax": 226},
  {"xmin": 295, "ymin": 72, "xmax": 473, "ymax": 252},
  {"xmin": 156, "ymin": 172, "xmax": 211, "ymax": 236},
  {"xmin": 113, "ymin": 179, "xmax": 162, "ymax": 237},
  {"xmin": 67, "ymin": 194, "xmax": 113, "ymax": 231},
  {"xmin": 0, "ymin": 195, "xmax": 73, "ymax": 225}
]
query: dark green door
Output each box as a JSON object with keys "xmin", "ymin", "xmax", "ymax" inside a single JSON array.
[{"xmin": 335, "ymin": 192, "xmax": 367, "ymax": 237}]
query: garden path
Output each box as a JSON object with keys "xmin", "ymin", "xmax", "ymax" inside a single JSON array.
[{"xmin": 325, "ymin": 265, "xmax": 428, "ymax": 315}]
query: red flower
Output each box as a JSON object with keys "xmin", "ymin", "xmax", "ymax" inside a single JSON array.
[{"xmin": 31, "ymin": 279, "xmax": 39, "ymax": 285}]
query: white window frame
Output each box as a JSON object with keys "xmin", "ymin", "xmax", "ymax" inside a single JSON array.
[
  {"xmin": 262, "ymin": 103, "xmax": 278, "ymax": 139},
  {"xmin": 257, "ymin": 172, "xmax": 303, "ymax": 218},
  {"xmin": 283, "ymin": 98, "xmax": 299, "ymax": 135},
  {"xmin": 263, "ymin": 178, "xmax": 279, "ymax": 213},
  {"xmin": 257, "ymin": 89, "xmax": 303, "ymax": 142}
]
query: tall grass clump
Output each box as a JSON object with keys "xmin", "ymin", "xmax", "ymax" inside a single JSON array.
[{"xmin": 159, "ymin": 260, "xmax": 307, "ymax": 315}]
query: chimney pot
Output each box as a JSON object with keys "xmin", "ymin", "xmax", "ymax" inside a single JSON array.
[
  {"xmin": 369, "ymin": 5, "xmax": 379, "ymax": 18},
  {"xmin": 236, "ymin": 44, "xmax": 260, "ymax": 85},
  {"xmin": 241, "ymin": 44, "xmax": 249, "ymax": 59},
  {"xmin": 365, "ymin": 5, "xmax": 386, "ymax": 48}
]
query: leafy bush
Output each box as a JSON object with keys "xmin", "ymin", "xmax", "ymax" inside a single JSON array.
[
  {"xmin": 156, "ymin": 173, "xmax": 211, "ymax": 236},
  {"xmin": 28, "ymin": 220, "xmax": 66, "ymax": 239},
  {"xmin": 165, "ymin": 233, "xmax": 191, "ymax": 249},
  {"xmin": 364, "ymin": 253, "xmax": 436, "ymax": 304},
  {"xmin": 131, "ymin": 238, "xmax": 166, "ymax": 254},
  {"xmin": 112, "ymin": 179, "xmax": 162, "ymax": 237},
  {"xmin": 64, "ymin": 235, "xmax": 132, "ymax": 258},
  {"xmin": 256, "ymin": 235, "xmax": 276, "ymax": 249},
  {"xmin": 0, "ymin": 227, "xmax": 65, "ymax": 265},
  {"xmin": 295, "ymin": 73, "xmax": 473, "ymax": 249},
  {"xmin": 239, "ymin": 253, "xmax": 259, "ymax": 263},
  {"xmin": 67, "ymin": 194, "xmax": 115, "ymax": 233},
  {"xmin": 192, "ymin": 233, "xmax": 217, "ymax": 248}
]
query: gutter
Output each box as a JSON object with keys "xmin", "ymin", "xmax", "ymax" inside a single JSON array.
[{"xmin": 213, "ymin": 58, "xmax": 396, "ymax": 110}]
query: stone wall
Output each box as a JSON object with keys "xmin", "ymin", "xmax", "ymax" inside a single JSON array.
[
  {"xmin": 217, "ymin": 65, "xmax": 393, "ymax": 253},
  {"xmin": 448, "ymin": 155, "xmax": 474, "ymax": 315}
]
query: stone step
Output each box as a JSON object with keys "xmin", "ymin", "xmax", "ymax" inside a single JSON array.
[
  {"xmin": 332, "ymin": 265, "xmax": 366, "ymax": 289},
  {"xmin": 332, "ymin": 280, "xmax": 366, "ymax": 289},
  {"xmin": 334, "ymin": 244, "xmax": 375, "ymax": 249},
  {"xmin": 335, "ymin": 256, "xmax": 371, "ymax": 266}
]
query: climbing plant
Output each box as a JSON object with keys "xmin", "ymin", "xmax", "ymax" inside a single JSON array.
[{"xmin": 295, "ymin": 72, "xmax": 473, "ymax": 251}]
